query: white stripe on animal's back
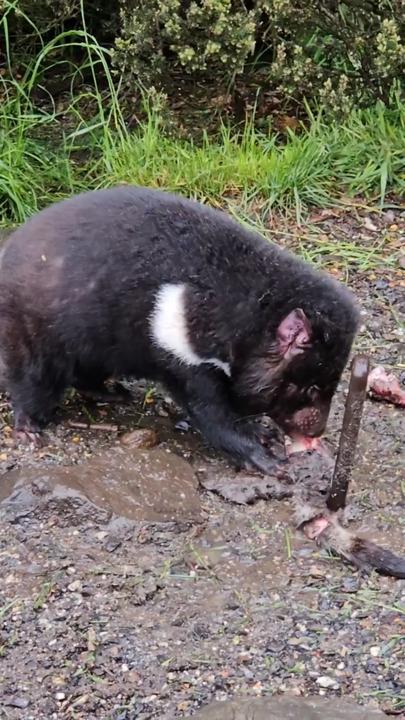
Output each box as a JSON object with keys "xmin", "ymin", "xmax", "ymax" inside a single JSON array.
[{"xmin": 150, "ymin": 283, "xmax": 231, "ymax": 376}]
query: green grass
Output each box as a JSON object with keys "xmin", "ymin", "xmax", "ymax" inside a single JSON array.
[
  {"xmin": 1, "ymin": 88, "xmax": 403, "ymax": 227},
  {"xmin": 0, "ymin": 92, "xmax": 74, "ymax": 223},
  {"xmin": 0, "ymin": 1, "xmax": 404, "ymax": 227},
  {"xmin": 93, "ymin": 99, "xmax": 404, "ymax": 222}
]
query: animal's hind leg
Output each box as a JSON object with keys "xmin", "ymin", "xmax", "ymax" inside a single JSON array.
[
  {"xmin": 73, "ymin": 365, "xmax": 131, "ymax": 404},
  {"xmin": 7, "ymin": 362, "xmax": 67, "ymax": 445}
]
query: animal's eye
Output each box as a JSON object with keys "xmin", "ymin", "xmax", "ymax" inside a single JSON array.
[{"xmin": 307, "ymin": 385, "xmax": 320, "ymax": 398}]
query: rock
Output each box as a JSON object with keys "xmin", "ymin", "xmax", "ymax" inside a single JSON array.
[
  {"xmin": 363, "ymin": 216, "xmax": 378, "ymax": 232},
  {"xmin": 4, "ymin": 696, "xmax": 30, "ymax": 709},
  {"xmin": 175, "ymin": 419, "xmax": 191, "ymax": 432},
  {"xmin": 67, "ymin": 580, "xmax": 82, "ymax": 593},
  {"xmin": 198, "ymin": 470, "xmax": 293, "ymax": 505},
  {"xmin": 316, "ymin": 675, "xmax": 340, "ymax": 689},
  {"xmin": 119, "ymin": 428, "xmax": 158, "ymax": 448},
  {"xmin": 192, "ymin": 696, "xmax": 386, "ymax": 719},
  {"xmin": 0, "ymin": 447, "xmax": 204, "ymax": 524}
]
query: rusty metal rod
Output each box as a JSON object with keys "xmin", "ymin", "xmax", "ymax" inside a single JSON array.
[{"xmin": 326, "ymin": 354, "xmax": 370, "ymax": 513}]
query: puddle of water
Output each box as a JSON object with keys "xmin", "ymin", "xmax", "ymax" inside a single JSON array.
[
  {"xmin": 192, "ymin": 696, "xmax": 386, "ymax": 720},
  {"xmin": 0, "ymin": 446, "xmax": 204, "ymax": 524}
]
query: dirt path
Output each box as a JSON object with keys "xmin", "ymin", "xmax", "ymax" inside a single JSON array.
[{"xmin": 0, "ymin": 205, "xmax": 404, "ymax": 719}]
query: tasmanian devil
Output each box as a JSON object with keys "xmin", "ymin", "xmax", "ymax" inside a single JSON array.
[{"xmin": 0, "ymin": 186, "xmax": 360, "ymax": 472}]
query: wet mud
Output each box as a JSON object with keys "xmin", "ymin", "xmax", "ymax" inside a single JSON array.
[
  {"xmin": 0, "ymin": 207, "xmax": 404, "ymax": 719},
  {"xmin": 192, "ymin": 696, "xmax": 387, "ymax": 719},
  {"xmin": 1, "ymin": 444, "xmax": 204, "ymax": 525}
]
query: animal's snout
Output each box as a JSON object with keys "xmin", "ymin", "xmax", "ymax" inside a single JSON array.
[{"xmin": 290, "ymin": 406, "xmax": 327, "ymax": 437}]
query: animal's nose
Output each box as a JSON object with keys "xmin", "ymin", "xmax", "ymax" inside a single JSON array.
[{"xmin": 291, "ymin": 407, "xmax": 326, "ymax": 436}]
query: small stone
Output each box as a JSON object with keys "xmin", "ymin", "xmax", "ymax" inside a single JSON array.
[
  {"xmin": 5, "ymin": 696, "xmax": 30, "ymax": 709},
  {"xmin": 309, "ymin": 565, "xmax": 327, "ymax": 578},
  {"xmin": 370, "ymin": 646, "xmax": 380, "ymax": 657},
  {"xmin": 127, "ymin": 670, "xmax": 141, "ymax": 683},
  {"xmin": 96, "ymin": 531, "xmax": 108, "ymax": 540},
  {"xmin": 67, "ymin": 580, "xmax": 82, "ymax": 593},
  {"xmin": 341, "ymin": 576, "xmax": 359, "ymax": 593},
  {"xmin": 109, "ymin": 645, "xmax": 120, "ymax": 658},
  {"xmin": 252, "ymin": 681, "xmax": 263, "ymax": 694},
  {"xmin": 363, "ymin": 216, "xmax": 378, "ymax": 232},
  {"xmin": 177, "ymin": 701, "xmax": 191, "ymax": 712},
  {"xmin": 55, "ymin": 692, "xmax": 66, "ymax": 701},
  {"xmin": 175, "ymin": 419, "xmax": 191, "ymax": 432},
  {"xmin": 52, "ymin": 676, "xmax": 66, "ymax": 686},
  {"xmin": 316, "ymin": 676, "xmax": 340, "ymax": 689},
  {"xmin": 288, "ymin": 637, "xmax": 305, "ymax": 646},
  {"xmin": 119, "ymin": 428, "xmax": 158, "ymax": 449}
]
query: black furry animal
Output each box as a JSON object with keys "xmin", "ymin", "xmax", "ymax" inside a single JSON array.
[{"xmin": 0, "ymin": 186, "xmax": 360, "ymax": 471}]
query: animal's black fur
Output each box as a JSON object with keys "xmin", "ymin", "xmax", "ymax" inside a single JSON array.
[{"xmin": 0, "ymin": 186, "xmax": 360, "ymax": 470}]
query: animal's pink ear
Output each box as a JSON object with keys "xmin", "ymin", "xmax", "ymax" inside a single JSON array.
[{"xmin": 276, "ymin": 308, "xmax": 312, "ymax": 361}]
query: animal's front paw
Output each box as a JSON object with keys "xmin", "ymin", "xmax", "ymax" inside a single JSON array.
[
  {"xmin": 246, "ymin": 446, "xmax": 290, "ymax": 480},
  {"xmin": 13, "ymin": 410, "xmax": 47, "ymax": 447},
  {"xmin": 13, "ymin": 428, "xmax": 46, "ymax": 447}
]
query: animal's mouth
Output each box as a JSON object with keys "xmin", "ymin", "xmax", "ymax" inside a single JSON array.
[{"xmin": 285, "ymin": 433, "xmax": 330, "ymax": 456}]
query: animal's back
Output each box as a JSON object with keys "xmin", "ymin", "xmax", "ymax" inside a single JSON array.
[
  {"xmin": 0, "ymin": 186, "xmax": 273, "ymax": 292},
  {"xmin": 0, "ymin": 185, "xmax": 356, "ymax": 366},
  {"xmin": 0, "ymin": 187, "xmax": 281, "ymax": 376}
]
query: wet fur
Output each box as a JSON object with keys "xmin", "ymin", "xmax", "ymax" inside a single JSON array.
[{"xmin": 0, "ymin": 186, "xmax": 359, "ymax": 470}]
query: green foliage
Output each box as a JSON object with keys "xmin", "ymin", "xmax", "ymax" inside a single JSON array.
[
  {"xmin": 263, "ymin": 0, "xmax": 404, "ymax": 112},
  {"xmin": 113, "ymin": 0, "xmax": 257, "ymax": 84},
  {"xmin": 0, "ymin": 0, "xmax": 403, "ymax": 226},
  {"xmin": 113, "ymin": 0, "xmax": 404, "ymax": 111},
  {"xmin": 2, "ymin": 0, "xmax": 403, "ymax": 111},
  {"xmin": 0, "ymin": 2, "xmax": 123, "ymax": 223},
  {"xmin": 0, "ymin": 0, "xmax": 118, "ymax": 62}
]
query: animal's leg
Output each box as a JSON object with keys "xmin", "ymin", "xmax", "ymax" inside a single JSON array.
[
  {"xmin": 6, "ymin": 359, "xmax": 67, "ymax": 445},
  {"xmin": 166, "ymin": 367, "xmax": 286, "ymax": 475}
]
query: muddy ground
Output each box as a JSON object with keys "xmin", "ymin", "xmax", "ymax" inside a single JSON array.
[{"xmin": 0, "ymin": 204, "xmax": 404, "ymax": 719}]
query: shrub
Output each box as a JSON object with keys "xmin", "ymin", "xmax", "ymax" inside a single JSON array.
[
  {"xmin": 113, "ymin": 0, "xmax": 404, "ymax": 111},
  {"xmin": 0, "ymin": 0, "xmax": 118, "ymax": 62},
  {"xmin": 113, "ymin": 0, "xmax": 257, "ymax": 85},
  {"xmin": 1, "ymin": 0, "xmax": 403, "ymax": 114}
]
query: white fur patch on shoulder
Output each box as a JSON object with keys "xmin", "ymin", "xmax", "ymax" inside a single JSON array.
[{"xmin": 150, "ymin": 283, "xmax": 231, "ymax": 377}]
